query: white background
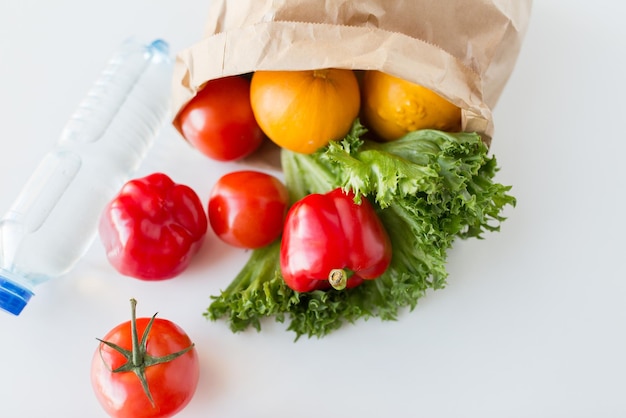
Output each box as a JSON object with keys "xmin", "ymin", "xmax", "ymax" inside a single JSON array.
[{"xmin": 1, "ymin": 1, "xmax": 625, "ymax": 417}]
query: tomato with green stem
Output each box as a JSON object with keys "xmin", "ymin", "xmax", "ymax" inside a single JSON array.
[{"xmin": 91, "ymin": 299, "xmax": 200, "ymax": 418}]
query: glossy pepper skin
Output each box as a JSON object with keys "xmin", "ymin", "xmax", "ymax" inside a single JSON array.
[
  {"xmin": 99, "ymin": 173, "xmax": 207, "ymax": 280},
  {"xmin": 280, "ymin": 188, "xmax": 392, "ymax": 292}
]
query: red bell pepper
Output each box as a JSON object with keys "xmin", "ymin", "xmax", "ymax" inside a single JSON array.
[
  {"xmin": 99, "ymin": 172, "xmax": 207, "ymax": 280},
  {"xmin": 280, "ymin": 188, "xmax": 392, "ymax": 292}
]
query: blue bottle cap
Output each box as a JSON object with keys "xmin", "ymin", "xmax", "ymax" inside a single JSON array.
[
  {"xmin": 149, "ymin": 39, "xmax": 169, "ymax": 55},
  {"xmin": 0, "ymin": 273, "xmax": 33, "ymax": 316}
]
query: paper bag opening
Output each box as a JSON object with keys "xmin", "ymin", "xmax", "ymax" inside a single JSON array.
[{"xmin": 172, "ymin": 0, "xmax": 533, "ymax": 145}]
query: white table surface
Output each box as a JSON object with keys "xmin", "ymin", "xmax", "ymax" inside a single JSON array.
[{"xmin": 1, "ymin": 1, "xmax": 625, "ymax": 417}]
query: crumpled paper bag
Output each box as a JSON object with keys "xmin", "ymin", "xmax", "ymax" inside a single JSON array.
[{"xmin": 172, "ymin": 0, "xmax": 532, "ymax": 144}]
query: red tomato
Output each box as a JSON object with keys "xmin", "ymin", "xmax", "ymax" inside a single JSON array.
[
  {"xmin": 176, "ymin": 75, "xmax": 264, "ymax": 161},
  {"xmin": 208, "ymin": 170, "xmax": 289, "ymax": 249},
  {"xmin": 91, "ymin": 299, "xmax": 200, "ymax": 418}
]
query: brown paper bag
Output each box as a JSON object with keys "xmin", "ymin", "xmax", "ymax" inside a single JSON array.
[{"xmin": 172, "ymin": 0, "xmax": 532, "ymax": 144}]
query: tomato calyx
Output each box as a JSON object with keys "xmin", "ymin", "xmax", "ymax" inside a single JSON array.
[{"xmin": 96, "ymin": 299, "xmax": 195, "ymax": 407}]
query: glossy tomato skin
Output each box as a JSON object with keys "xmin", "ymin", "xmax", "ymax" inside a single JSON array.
[
  {"xmin": 208, "ymin": 170, "xmax": 289, "ymax": 249},
  {"xmin": 91, "ymin": 317, "xmax": 200, "ymax": 418},
  {"xmin": 177, "ymin": 76, "xmax": 264, "ymax": 161}
]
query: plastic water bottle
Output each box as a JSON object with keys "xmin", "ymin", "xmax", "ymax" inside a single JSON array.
[{"xmin": 0, "ymin": 39, "xmax": 173, "ymax": 315}]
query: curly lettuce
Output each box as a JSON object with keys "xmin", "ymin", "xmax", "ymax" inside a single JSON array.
[{"xmin": 205, "ymin": 120, "xmax": 515, "ymax": 339}]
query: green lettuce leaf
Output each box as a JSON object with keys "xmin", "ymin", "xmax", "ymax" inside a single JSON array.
[{"xmin": 205, "ymin": 120, "xmax": 515, "ymax": 340}]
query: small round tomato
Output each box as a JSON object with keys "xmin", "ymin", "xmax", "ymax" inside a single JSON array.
[
  {"xmin": 176, "ymin": 75, "xmax": 264, "ymax": 161},
  {"xmin": 91, "ymin": 299, "xmax": 200, "ymax": 418},
  {"xmin": 208, "ymin": 170, "xmax": 289, "ymax": 249},
  {"xmin": 250, "ymin": 68, "xmax": 360, "ymax": 154}
]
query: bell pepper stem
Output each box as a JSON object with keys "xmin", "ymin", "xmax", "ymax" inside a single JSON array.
[{"xmin": 328, "ymin": 269, "xmax": 348, "ymax": 290}]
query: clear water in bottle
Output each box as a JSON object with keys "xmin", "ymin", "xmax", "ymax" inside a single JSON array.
[{"xmin": 0, "ymin": 38, "xmax": 173, "ymax": 315}]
